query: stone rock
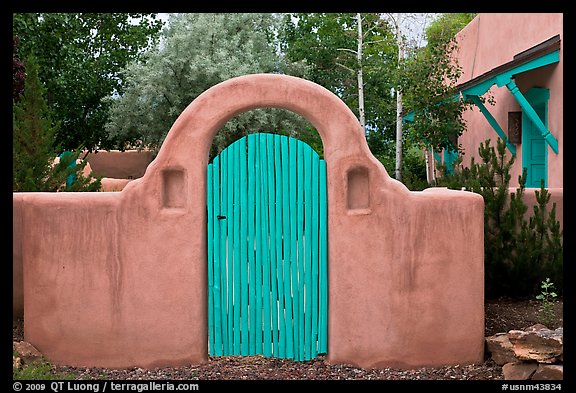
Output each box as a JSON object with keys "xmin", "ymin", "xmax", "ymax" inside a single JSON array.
[
  {"xmin": 532, "ymin": 364, "xmax": 563, "ymax": 380},
  {"xmin": 508, "ymin": 326, "xmax": 563, "ymax": 363},
  {"xmin": 13, "ymin": 355, "xmax": 22, "ymax": 369},
  {"xmin": 524, "ymin": 323, "xmax": 549, "ymax": 332},
  {"xmin": 502, "ymin": 362, "xmax": 538, "ymax": 380},
  {"xmin": 486, "ymin": 333, "xmax": 518, "ymax": 365},
  {"xmin": 13, "ymin": 341, "xmax": 42, "ymax": 364}
]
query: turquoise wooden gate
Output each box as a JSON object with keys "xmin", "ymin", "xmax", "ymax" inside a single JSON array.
[{"xmin": 207, "ymin": 133, "xmax": 328, "ymax": 361}]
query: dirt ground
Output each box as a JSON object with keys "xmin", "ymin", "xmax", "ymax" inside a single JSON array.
[{"xmin": 12, "ymin": 297, "xmax": 563, "ymax": 381}]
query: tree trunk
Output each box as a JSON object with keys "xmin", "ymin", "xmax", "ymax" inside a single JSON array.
[
  {"xmin": 356, "ymin": 13, "xmax": 365, "ymax": 133},
  {"xmin": 395, "ymin": 13, "xmax": 404, "ymax": 181},
  {"xmin": 395, "ymin": 88, "xmax": 403, "ymax": 181}
]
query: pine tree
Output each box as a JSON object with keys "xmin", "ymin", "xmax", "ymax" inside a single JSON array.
[
  {"xmin": 436, "ymin": 138, "xmax": 563, "ymax": 297},
  {"xmin": 13, "ymin": 55, "xmax": 101, "ymax": 192}
]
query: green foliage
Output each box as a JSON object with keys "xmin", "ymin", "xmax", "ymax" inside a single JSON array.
[
  {"xmin": 437, "ymin": 138, "xmax": 563, "ymax": 298},
  {"xmin": 535, "ymin": 278, "xmax": 558, "ymax": 327},
  {"xmin": 13, "ymin": 56, "xmax": 102, "ymax": 192},
  {"xmin": 106, "ymin": 13, "xmax": 313, "ymax": 157},
  {"xmin": 281, "ymin": 13, "xmax": 398, "ymax": 159},
  {"xmin": 400, "ymin": 147, "xmax": 429, "ymax": 191},
  {"xmin": 13, "ymin": 352, "xmax": 75, "ymax": 380},
  {"xmin": 13, "ymin": 36, "xmax": 26, "ymax": 101},
  {"xmin": 13, "ymin": 13, "xmax": 164, "ymax": 151},
  {"xmin": 401, "ymin": 13, "xmax": 476, "ymax": 154},
  {"xmin": 425, "ymin": 13, "xmax": 477, "ymax": 49}
]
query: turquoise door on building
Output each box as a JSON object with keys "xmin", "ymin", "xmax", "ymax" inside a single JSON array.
[
  {"xmin": 206, "ymin": 133, "xmax": 328, "ymax": 361},
  {"xmin": 522, "ymin": 88, "xmax": 549, "ymax": 188}
]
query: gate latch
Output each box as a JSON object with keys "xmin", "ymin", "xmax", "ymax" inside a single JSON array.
[{"xmin": 217, "ymin": 215, "xmax": 226, "ymax": 220}]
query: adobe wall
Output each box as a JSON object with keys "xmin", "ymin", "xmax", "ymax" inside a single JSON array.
[
  {"xmin": 17, "ymin": 74, "xmax": 484, "ymax": 369},
  {"xmin": 86, "ymin": 150, "xmax": 154, "ymax": 179},
  {"xmin": 13, "ymin": 195, "xmax": 24, "ymax": 319}
]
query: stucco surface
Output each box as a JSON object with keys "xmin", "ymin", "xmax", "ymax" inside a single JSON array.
[
  {"xmin": 86, "ymin": 150, "xmax": 154, "ymax": 179},
  {"xmin": 16, "ymin": 74, "xmax": 484, "ymax": 369}
]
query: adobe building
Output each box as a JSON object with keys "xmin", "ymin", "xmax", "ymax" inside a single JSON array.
[{"xmin": 428, "ymin": 13, "xmax": 563, "ymax": 228}]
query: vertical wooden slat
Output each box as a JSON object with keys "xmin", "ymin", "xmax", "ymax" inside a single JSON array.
[
  {"xmin": 207, "ymin": 162, "xmax": 214, "ymax": 356},
  {"xmin": 289, "ymin": 138, "xmax": 300, "ymax": 360},
  {"xmin": 274, "ymin": 136, "xmax": 285, "ymax": 358},
  {"xmin": 310, "ymin": 156, "xmax": 319, "ymax": 357},
  {"xmin": 233, "ymin": 141, "xmax": 242, "ymax": 354},
  {"xmin": 260, "ymin": 134, "xmax": 272, "ymax": 357},
  {"xmin": 220, "ymin": 148, "xmax": 229, "ymax": 354},
  {"xmin": 239, "ymin": 138, "xmax": 249, "ymax": 356},
  {"xmin": 296, "ymin": 142, "xmax": 306, "ymax": 361},
  {"xmin": 213, "ymin": 156, "xmax": 223, "ymax": 356},
  {"xmin": 318, "ymin": 159, "xmax": 328, "ymax": 354},
  {"xmin": 266, "ymin": 135, "xmax": 279, "ymax": 356},
  {"xmin": 303, "ymin": 148, "xmax": 313, "ymax": 359},
  {"xmin": 226, "ymin": 144, "xmax": 235, "ymax": 354},
  {"xmin": 281, "ymin": 137, "xmax": 294, "ymax": 359},
  {"xmin": 247, "ymin": 135, "xmax": 257, "ymax": 355},
  {"xmin": 254, "ymin": 134, "xmax": 263, "ymax": 354}
]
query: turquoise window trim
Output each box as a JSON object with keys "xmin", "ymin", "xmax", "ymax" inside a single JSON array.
[
  {"xmin": 522, "ymin": 87, "xmax": 549, "ymax": 188},
  {"xmin": 465, "ymin": 94, "xmax": 517, "ymax": 156}
]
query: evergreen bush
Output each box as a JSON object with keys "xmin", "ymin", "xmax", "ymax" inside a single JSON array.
[
  {"xmin": 436, "ymin": 138, "xmax": 563, "ymax": 298},
  {"xmin": 13, "ymin": 55, "xmax": 101, "ymax": 192}
]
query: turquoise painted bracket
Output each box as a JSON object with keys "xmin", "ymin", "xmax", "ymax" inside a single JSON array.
[
  {"xmin": 465, "ymin": 95, "xmax": 517, "ymax": 156},
  {"xmin": 504, "ymin": 79, "xmax": 558, "ymax": 154},
  {"xmin": 460, "ymin": 50, "xmax": 559, "ymax": 155}
]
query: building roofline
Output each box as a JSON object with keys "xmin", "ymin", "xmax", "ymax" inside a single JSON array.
[{"xmin": 455, "ymin": 34, "xmax": 560, "ymax": 93}]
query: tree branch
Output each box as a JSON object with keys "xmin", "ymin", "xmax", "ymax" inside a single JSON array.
[
  {"xmin": 335, "ymin": 62, "xmax": 355, "ymax": 74},
  {"xmin": 163, "ymin": 93, "xmax": 173, "ymax": 106},
  {"xmin": 336, "ymin": 48, "xmax": 357, "ymax": 55},
  {"xmin": 362, "ymin": 18, "xmax": 386, "ymax": 38},
  {"xmin": 365, "ymin": 39, "xmax": 388, "ymax": 45}
]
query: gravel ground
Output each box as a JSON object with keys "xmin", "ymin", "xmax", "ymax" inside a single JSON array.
[{"xmin": 12, "ymin": 297, "xmax": 563, "ymax": 381}]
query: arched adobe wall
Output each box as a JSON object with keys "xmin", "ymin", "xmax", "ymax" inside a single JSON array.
[
  {"xmin": 21, "ymin": 74, "xmax": 484, "ymax": 369},
  {"xmin": 121, "ymin": 74, "xmax": 485, "ymax": 368}
]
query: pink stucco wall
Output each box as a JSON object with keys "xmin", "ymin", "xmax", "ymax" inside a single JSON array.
[
  {"xmin": 454, "ymin": 13, "xmax": 563, "ymax": 189},
  {"xmin": 86, "ymin": 150, "xmax": 154, "ymax": 179},
  {"xmin": 15, "ymin": 74, "xmax": 484, "ymax": 369}
]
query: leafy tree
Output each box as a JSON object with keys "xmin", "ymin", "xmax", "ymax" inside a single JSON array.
[
  {"xmin": 281, "ymin": 13, "xmax": 398, "ymax": 152},
  {"xmin": 400, "ymin": 13, "xmax": 476, "ymax": 156},
  {"xmin": 13, "ymin": 55, "xmax": 101, "ymax": 192},
  {"xmin": 105, "ymin": 13, "xmax": 314, "ymax": 158},
  {"xmin": 12, "ymin": 13, "xmax": 164, "ymax": 151}
]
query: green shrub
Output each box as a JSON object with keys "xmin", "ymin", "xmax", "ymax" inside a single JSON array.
[
  {"xmin": 535, "ymin": 278, "xmax": 558, "ymax": 327},
  {"xmin": 436, "ymin": 138, "xmax": 563, "ymax": 298},
  {"xmin": 13, "ymin": 55, "xmax": 101, "ymax": 192},
  {"xmin": 13, "ymin": 352, "xmax": 76, "ymax": 380}
]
